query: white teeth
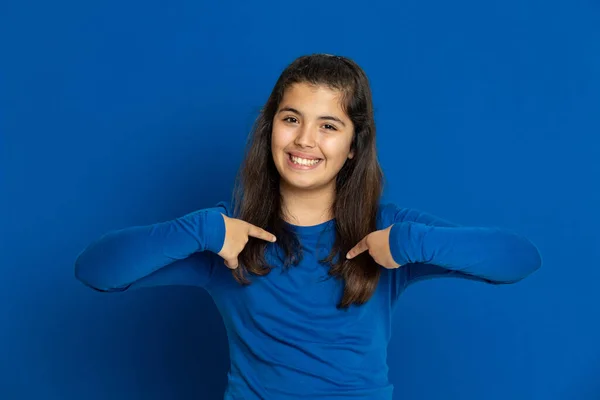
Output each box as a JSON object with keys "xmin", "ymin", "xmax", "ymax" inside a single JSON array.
[{"xmin": 291, "ymin": 155, "xmax": 321, "ymax": 166}]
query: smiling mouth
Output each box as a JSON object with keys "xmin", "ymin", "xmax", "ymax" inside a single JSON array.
[{"xmin": 289, "ymin": 153, "xmax": 323, "ymax": 167}]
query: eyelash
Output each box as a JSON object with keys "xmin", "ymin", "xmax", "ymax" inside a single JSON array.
[{"xmin": 283, "ymin": 116, "xmax": 337, "ymax": 131}]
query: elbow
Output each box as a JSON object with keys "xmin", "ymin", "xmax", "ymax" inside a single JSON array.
[
  {"xmin": 74, "ymin": 252, "xmax": 122, "ymax": 293},
  {"xmin": 527, "ymin": 243, "xmax": 543, "ymax": 276},
  {"xmin": 74, "ymin": 268, "xmax": 126, "ymax": 293},
  {"xmin": 496, "ymin": 239, "xmax": 543, "ymax": 285},
  {"xmin": 515, "ymin": 238, "xmax": 543, "ymax": 282},
  {"xmin": 74, "ymin": 256, "xmax": 103, "ymax": 292}
]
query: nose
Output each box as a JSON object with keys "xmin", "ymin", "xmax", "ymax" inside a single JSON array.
[{"xmin": 294, "ymin": 124, "xmax": 317, "ymax": 148}]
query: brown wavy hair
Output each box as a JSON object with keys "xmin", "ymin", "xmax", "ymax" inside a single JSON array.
[{"xmin": 230, "ymin": 54, "xmax": 384, "ymax": 309}]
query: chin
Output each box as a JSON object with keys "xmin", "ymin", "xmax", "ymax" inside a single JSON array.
[
  {"xmin": 281, "ymin": 174, "xmax": 335, "ymax": 193},
  {"xmin": 282, "ymin": 177, "xmax": 319, "ymax": 190}
]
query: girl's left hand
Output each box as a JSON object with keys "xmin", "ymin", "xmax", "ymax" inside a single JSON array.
[{"xmin": 345, "ymin": 225, "xmax": 401, "ymax": 269}]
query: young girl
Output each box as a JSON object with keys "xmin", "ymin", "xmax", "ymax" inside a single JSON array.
[{"xmin": 75, "ymin": 54, "xmax": 542, "ymax": 399}]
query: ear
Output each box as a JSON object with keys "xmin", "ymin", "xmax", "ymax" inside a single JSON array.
[{"xmin": 348, "ymin": 148, "xmax": 355, "ymax": 159}]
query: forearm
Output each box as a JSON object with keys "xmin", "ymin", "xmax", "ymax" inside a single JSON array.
[
  {"xmin": 74, "ymin": 209, "xmax": 225, "ymax": 291},
  {"xmin": 389, "ymin": 221, "xmax": 542, "ymax": 284}
]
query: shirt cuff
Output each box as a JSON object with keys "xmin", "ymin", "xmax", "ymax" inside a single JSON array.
[{"xmin": 203, "ymin": 210, "xmax": 226, "ymax": 254}]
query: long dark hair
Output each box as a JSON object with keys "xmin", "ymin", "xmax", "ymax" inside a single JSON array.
[{"xmin": 231, "ymin": 54, "xmax": 384, "ymax": 309}]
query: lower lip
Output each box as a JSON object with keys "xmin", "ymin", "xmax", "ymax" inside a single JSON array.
[{"xmin": 286, "ymin": 154, "xmax": 323, "ymax": 170}]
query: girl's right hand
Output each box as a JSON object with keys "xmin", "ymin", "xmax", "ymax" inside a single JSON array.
[{"xmin": 217, "ymin": 214, "xmax": 277, "ymax": 269}]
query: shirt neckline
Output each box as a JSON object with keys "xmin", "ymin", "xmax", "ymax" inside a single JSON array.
[{"xmin": 283, "ymin": 218, "xmax": 336, "ymax": 237}]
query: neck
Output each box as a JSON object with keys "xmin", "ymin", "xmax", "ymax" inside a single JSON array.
[{"xmin": 280, "ymin": 183, "xmax": 335, "ymax": 227}]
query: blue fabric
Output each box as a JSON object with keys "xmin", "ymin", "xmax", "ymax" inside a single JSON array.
[{"xmin": 74, "ymin": 201, "xmax": 541, "ymax": 399}]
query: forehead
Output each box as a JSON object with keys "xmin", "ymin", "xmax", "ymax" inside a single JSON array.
[{"xmin": 280, "ymin": 83, "xmax": 346, "ymax": 113}]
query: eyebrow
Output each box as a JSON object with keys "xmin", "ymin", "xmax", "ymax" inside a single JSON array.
[{"xmin": 278, "ymin": 106, "xmax": 346, "ymax": 127}]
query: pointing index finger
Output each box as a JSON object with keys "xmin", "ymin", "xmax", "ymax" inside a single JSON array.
[
  {"xmin": 247, "ymin": 224, "xmax": 277, "ymax": 242},
  {"xmin": 346, "ymin": 236, "xmax": 368, "ymax": 259}
]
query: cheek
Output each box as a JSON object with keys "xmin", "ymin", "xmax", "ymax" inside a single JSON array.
[
  {"xmin": 322, "ymin": 137, "xmax": 353, "ymax": 162},
  {"xmin": 271, "ymin": 124, "xmax": 289, "ymax": 150}
]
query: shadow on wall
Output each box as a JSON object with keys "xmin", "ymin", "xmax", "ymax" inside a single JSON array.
[
  {"xmin": 560, "ymin": 360, "xmax": 600, "ymax": 400},
  {"xmin": 31, "ymin": 118, "xmax": 251, "ymax": 399},
  {"xmin": 61, "ymin": 287, "xmax": 229, "ymax": 398}
]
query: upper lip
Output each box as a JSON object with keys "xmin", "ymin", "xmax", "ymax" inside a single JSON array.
[{"xmin": 287, "ymin": 151, "xmax": 323, "ymax": 160}]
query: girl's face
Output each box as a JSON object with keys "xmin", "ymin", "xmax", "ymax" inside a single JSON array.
[{"xmin": 271, "ymin": 83, "xmax": 355, "ymax": 194}]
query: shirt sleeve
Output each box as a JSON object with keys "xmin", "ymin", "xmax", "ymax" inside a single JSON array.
[
  {"xmin": 388, "ymin": 206, "xmax": 542, "ymax": 288},
  {"xmin": 74, "ymin": 202, "xmax": 228, "ymax": 292}
]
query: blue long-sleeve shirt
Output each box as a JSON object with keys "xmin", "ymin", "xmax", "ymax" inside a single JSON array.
[{"xmin": 74, "ymin": 201, "xmax": 542, "ymax": 399}]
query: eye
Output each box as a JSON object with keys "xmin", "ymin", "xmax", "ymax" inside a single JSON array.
[
  {"xmin": 283, "ymin": 116, "xmax": 298, "ymax": 124},
  {"xmin": 322, "ymin": 124, "xmax": 337, "ymax": 131}
]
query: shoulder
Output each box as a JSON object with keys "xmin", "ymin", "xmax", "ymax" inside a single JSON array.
[
  {"xmin": 376, "ymin": 202, "xmax": 402, "ymax": 229},
  {"xmin": 376, "ymin": 201, "xmax": 458, "ymax": 228},
  {"xmin": 179, "ymin": 201, "xmax": 233, "ymax": 222},
  {"xmin": 211, "ymin": 200, "xmax": 233, "ymax": 216},
  {"xmin": 376, "ymin": 202, "xmax": 411, "ymax": 225}
]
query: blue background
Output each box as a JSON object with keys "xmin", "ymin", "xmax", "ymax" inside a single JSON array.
[{"xmin": 2, "ymin": 0, "xmax": 599, "ymax": 399}]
